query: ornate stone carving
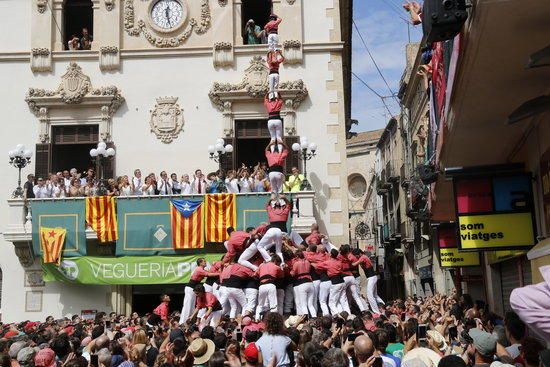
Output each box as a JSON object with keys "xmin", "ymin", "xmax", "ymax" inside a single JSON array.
[
  {"xmin": 14, "ymin": 243, "xmax": 34, "ymax": 268},
  {"xmin": 38, "ymin": 107, "xmax": 50, "ymax": 143},
  {"xmin": 150, "ymin": 97, "xmax": 185, "ymax": 143},
  {"xmin": 416, "ymin": 123, "xmax": 427, "ymax": 159},
  {"xmin": 37, "ymin": 0, "xmax": 47, "ymax": 13},
  {"xmin": 26, "ymin": 62, "xmax": 124, "ymax": 115},
  {"xmin": 31, "ymin": 48, "xmax": 52, "ymax": 72},
  {"xmin": 283, "ymin": 40, "xmax": 303, "ymax": 64},
  {"xmin": 124, "ymin": 0, "xmax": 211, "ymax": 48},
  {"xmin": 25, "ymin": 271, "xmax": 45, "ymax": 287},
  {"xmin": 100, "ymin": 46, "xmax": 120, "ymax": 71},
  {"xmin": 213, "ymin": 42, "xmax": 234, "ymax": 67},
  {"xmin": 286, "ymin": 0, "xmax": 297, "ymax": 4},
  {"xmin": 105, "ymin": 0, "xmax": 115, "ymax": 11},
  {"xmin": 218, "ymin": 0, "xmax": 228, "ymax": 6},
  {"xmin": 209, "ymin": 56, "xmax": 309, "ymax": 111}
]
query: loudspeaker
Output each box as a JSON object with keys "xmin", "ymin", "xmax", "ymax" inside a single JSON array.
[{"xmin": 422, "ymin": 0, "xmax": 468, "ymax": 43}]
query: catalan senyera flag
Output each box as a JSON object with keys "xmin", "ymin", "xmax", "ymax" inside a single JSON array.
[
  {"xmin": 40, "ymin": 227, "xmax": 67, "ymax": 265},
  {"xmin": 205, "ymin": 194, "xmax": 236, "ymax": 243},
  {"xmin": 86, "ymin": 196, "xmax": 118, "ymax": 243},
  {"xmin": 171, "ymin": 199, "xmax": 204, "ymax": 249}
]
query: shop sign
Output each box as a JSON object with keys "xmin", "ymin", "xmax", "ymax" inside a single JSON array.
[
  {"xmin": 42, "ymin": 254, "xmax": 220, "ymax": 285},
  {"xmin": 454, "ymin": 174, "xmax": 536, "ymax": 251},
  {"xmin": 440, "ymin": 248, "xmax": 480, "ymax": 267}
]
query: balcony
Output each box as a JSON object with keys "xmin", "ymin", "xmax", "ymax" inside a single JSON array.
[
  {"xmin": 376, "ymin": 172, "xmax": 392, "ymax": 196},
  {"xmin": 4, "ymin": 192, "xmax": 317, "ymax": 268},
  {"xmin": 386, "ymin": 161, "xmax": 400, "ymax": 183}
]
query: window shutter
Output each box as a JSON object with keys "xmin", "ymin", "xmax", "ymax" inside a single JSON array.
[
  {"xmin": 284, "ymin": 136, "xmax": 300, "ymax": 173},
  {"xmin": 34, "ymin": 143, "xmax": 52, "ymax": 180},
  {"xmin": 102, "ymin": 142, "xmax": 116, "ymax": 179},
  {"xmin": 221, "ymin": 138, "xmax": 235, "ymax": 174}
]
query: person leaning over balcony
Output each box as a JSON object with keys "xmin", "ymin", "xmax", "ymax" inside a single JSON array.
[
  {"xmin": 79, "ymin": 27, "xmax": 93, "ymax": 50},
  {"xmin": 284, "ymin": 167, "xmax": 304, "ymax": 192},
  {"xmin": 67, "ymin": 34, "xmax": 80, "ymax": 50},
  {"xmin": 33, "ymin": 177, "xmax": 50, "ymax": 198},
  {"xmin": 131, "ymin": 169, "xmax": 143, "ymax": 195}
]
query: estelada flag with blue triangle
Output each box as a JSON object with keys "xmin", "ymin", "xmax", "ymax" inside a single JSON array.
[{"xmin": 170, "ymin": 199, "xmax": 204, "ymax": 249}]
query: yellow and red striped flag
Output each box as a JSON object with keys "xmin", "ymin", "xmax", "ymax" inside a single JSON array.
[
  {"xmin": 40, "ymin": 227, "xmax": 66, "ymax": 265},
  {"xmin": 170, "ymin": 199, "xmax": 204, "ymax": 249},
  {"xmin": 86, "ymin": 196, "xmax": 118, "ymax": 243},
  {"xmin": 204, "ymin": 194, "xmax": 236, "ymax": 243}
]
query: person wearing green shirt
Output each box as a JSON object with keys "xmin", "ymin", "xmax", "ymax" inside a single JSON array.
[
  {"xmin": 284, "ymin": 167, "xmax": 304, "ymax": 192},
  {"xmin": 384, "ymin": 324, "xmax": 405, "ymax": 360},
  {"xmin": 245, "ymin": 19, "xmax": 262, "ymax": 45}
]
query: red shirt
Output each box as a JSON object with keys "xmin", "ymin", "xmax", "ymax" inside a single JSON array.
[
  {"xmin": 153, "ymin": 302, "xmax": 169, "ymax": 320},
  {"xmin": 266, "ymin": 203, "xmax": 290, "ymax": 222},
  {"xmin": 267, "ymin": 52, "xmax": 285, "ymax": 72},
  {"xmin": 258, "ymin": 262, "xmax": 283, "ymax": 280},
  {"xmin": 195, "ymin": 292, "xmax": 220, "ymax": 310},
  {"xmin": 264, "ymin": 98, "xmax": 283, "ymax": 113},
  {"xmin": 265, "ymin": 149, "xmax": 288, "ymax": 167},
  {"xmin": 220, "ymin": 264, "xmax": 233, "ymax": 283},
  {"xmin": 232, "ymin": 263, "xmax": 255, "ymax": 278},
  {"xmin": 305, "ymin": 231, "xmax": 322, "ymax": 245},
  {"xmin": 291, "ymin": 259, "xmax": 312, "ymax": 280},
  {"xmin": 191, "ymin": 266, "xmax": 209, "ymax": 281},
  {"xmin": 358, "ymin": 254, "xmax": 373, "ymax": 269},
  {"xmin": 315, "ymin": 257, "xmax": 343, "ymax": 277},
  {"xmin": 264, "ymin": 18, "xmax": 282, "ymax": 34},
  {"xmin": 337, "ymin": 254, "xmax": 353, "ymax": 276},
  {"xmin": 224, "ymin": 231, "xmax": 250, "ymax": 261}
]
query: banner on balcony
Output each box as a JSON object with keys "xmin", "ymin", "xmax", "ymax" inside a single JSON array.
[
  {"xmin": 31, "ymin": 200, "xmax": 87, "ymax": 257},
  {"xmin": 42, "ymin": 254, "xmax": 220, "ymax": 285},
  {"xmin": 86, "ymin": 196, "xmax": 118, "ymax": 243},
  {"xmin": 453, "ymin": 173, "xmax": 536, "ymax": 251},
  {"xmin": 170, "ymin": 199, "xmax": 204, "ymax": 249},
  {"xmin": 40, "ymin": 226, "xmax": 66, "ymax": 265},
  {"xmin": 205, "ymin": 194, "xmax": 236, "ymax": 243}
]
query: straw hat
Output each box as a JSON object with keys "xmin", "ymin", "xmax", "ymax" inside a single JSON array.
[{"xmin": 188, "ymin": 338, "xmax": 215, "ymax": 365}]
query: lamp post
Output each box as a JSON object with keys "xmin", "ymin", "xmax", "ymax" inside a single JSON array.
[
  {"xmin": 291, "ymin": 137, "xmax": 317, "ymax": 191},
  {"xmin": 8, "ymin": 144, "xmax": 33, "ymax": 198},
  {"xmin": 89, "ymin": 141, "xmax": 115, "ymax": 196},
  {"xmin": 207, "ymin": 139, "xmax": 233, "ymax": 193}
]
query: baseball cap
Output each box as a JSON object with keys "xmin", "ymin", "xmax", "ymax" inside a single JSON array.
[
  {"xmin": 469, "ymin": 328, "xmax": 497, "ymax": 356},
  {"xmin": 35, "ymin": 348, "xmax": 56, "ymax": 367},
  {"xmin": 244, "ymin": 343, "xmax": 259, "ymax": 363}
]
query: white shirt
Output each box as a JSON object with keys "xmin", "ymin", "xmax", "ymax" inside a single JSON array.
[
  {"xmin": 64, "ymin": 178, "xmax": 71, "ymax": 187},
  {"xmin": 171, "ymin": 179, "xmax": 181, "ymax": 192},
  {"xmin": 132, "ymin": 176, "xmax": 143, "ymax": 195},
  {"xmin": 191, "ymin": 178, "xmax": 207, "ymax": 194},
  {"xmin": 180, "ymin": 182, "xmax": 192, "ymax": 195},
  {"xmin": 119, "ymin": 185, "xmax": 132, "ymax": 196},
  {"xmin": 142, "ymin": 184, "xmax": 155, "ymax": 196},
  {"xmin": 225, "ymin": 178, "xmax": 240, "ymax": 193},
  {"xmin": 33, "ymin": 185, "xmax": 51, "ymax": 198},
  {"xmin": 157, "ymin": 180, "xmax": 172, "ymax": 195},
  {"xmin": 239, "ymin": 177, "xmax": 252, "ymax": 193}
]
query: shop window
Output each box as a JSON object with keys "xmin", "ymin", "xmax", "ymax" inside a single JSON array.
[
  {"xmin": 64, "ymin": 0, "xmax": 93, "ymax": 50},
  {"xmin": 242, "ymin": 0, "xmax": 272, "ymax": 45}
]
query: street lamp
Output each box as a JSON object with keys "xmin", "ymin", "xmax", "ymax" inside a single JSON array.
[
  {"xmin": 90, "ymin": 141, "xmax": 115, "ymax": 195},
  {"xmin": 207, "ymin": 138, "xmax": 233, "ymax": 164},
  {"xmin": 291, "ymin": 136, "xmax": 317, "ymax": 190},
  {"xmin": 8, "ymin": 144, "xmax": 33, "ymax": 198}
]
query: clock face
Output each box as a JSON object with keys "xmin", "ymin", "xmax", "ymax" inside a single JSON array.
[{"xmin": 151, "ymin": 0, "xmax": 185, "ymax": 30}]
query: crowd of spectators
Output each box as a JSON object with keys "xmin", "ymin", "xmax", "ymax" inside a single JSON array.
[
  {"xmin": 0, "ymin": 294, "xmax": 547, "ymax": 367},
  {"xmin": 23, "ymin": 165, "xmax": 306, "ymax": 199}
]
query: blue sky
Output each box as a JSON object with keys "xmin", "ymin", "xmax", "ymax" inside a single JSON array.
[{"xmin": 351, "ymin": 0, "xmax": 422, "ymax": 132}]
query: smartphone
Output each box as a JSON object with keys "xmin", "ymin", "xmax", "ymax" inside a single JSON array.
[
  {"xmin": 236, "ymin": 330, "xmax": 243, "ymax": 342},
  {"xmin": 417, "ymin": 324, "xmax": 427, "ymax": 340},
  {"xmin": 347, "ymin": 333, "xmax": 360, "ymax": 342},
  {"xmin": 105, "ymin": 320, "xmax": 111, "ymax": 329},
  {"xmin": 90, "ymin": 354, "xmax": 99, "ymax": 367},
  {"xmin": 373, "ymin": 357, "xmax": 383, "ymax": 367},
  {"xmin": 449, "ymin": 326, "xmax": 458, "ymax": 340}
]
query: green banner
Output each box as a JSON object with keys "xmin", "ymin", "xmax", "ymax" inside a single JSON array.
[
  {"xmin": 42, "ymin": 254, "xmax": 222, "ymax": 285},
  {"xmin": 30, "ymin": 199, "xmax": 87, "ymax": 257},
  {"xmin": 235, "ymin": 194, "xmax": 293, "ymax": 231}
]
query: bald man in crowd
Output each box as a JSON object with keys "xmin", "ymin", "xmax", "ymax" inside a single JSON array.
[{"xmin": 355, "ymin": 335, "xmax": 375, "ymax": 367}]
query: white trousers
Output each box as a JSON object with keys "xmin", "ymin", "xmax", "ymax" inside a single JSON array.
[
  {"xmin": 312, "ymin": 280, "xmax": 320, "ymax": 313},
  {"xmin": 256, "ymin": 283, "xmax": 278, "ymax": 319},
  {"xmin": 268, "ymin": 73, "xmax": 280, "ymax": 97},
  {"xmin": 269, "ymin": 171, "xmax": 285, "ymax": 194},
  {"xmin": 344, "ymin": 275, "xmax": 366, "ymax": 312},
  {"xmin": 219, "ymin": 286, "xmax": 247, "ymax": 319},
  {"xmin": 199, "ymin": 310, "xmax": 223, "ymax": 328},
  {"xmin": 355, "ymin": 277, "xmax": 370, "ymax": 311},
  {"xmin": 179, "ymin": 286, "xmax": 196, "ymax": 324},
  {"xmin": 319, "ymin": 281, "xmax": 331, "ymax": 316},
  {"xmin": 257, "ymin": 227, "xmax": 284, "ymax": 264},
  {"xmin": 294, "ymin": 282, "xmax": 317, "ymax": 317},
  {"xmin": 366, "ymin": 275, "xmax": 384, "ymax": 314},
  {"xmin": 244, "ymin": 288, "xmax": 258, "ymax": 316},
  {"xmin": 217, "ymin": 286, "xmax": 230, "ymax": 316},
  {"xmin": 289, "ymin": 231, "xmax": 304, "ymax": 246},
  {"xmin": 268, "ymin": 33, "xmax": 279, "ymax": 52},
  {"xmin": 329, "ymin": 282, "xmax": 349, "ymax": 315},
  {"xmin": 267, "ymin": 119, "xmax": 283, "ymax": 142},
  {"xmin": 238, "ymin": 240, "xmax": 259, "ymax": 271}
]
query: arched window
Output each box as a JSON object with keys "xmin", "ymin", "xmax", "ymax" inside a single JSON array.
[
  {"xmin": 64, "ymin": 0, "xmax": 93, "ymax": 50},
  {"xmin": 242, "ymin": 0, "xmax": 272, "ymax": 45}
]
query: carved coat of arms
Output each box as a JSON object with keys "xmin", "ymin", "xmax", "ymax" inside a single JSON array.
[
  {"xmin": 58, "ymin": 62, "xmax": 92, "ymax": 104},
  {"xmin": 150, "ymin": 97, "xmax": 184, "ymax": 143}
]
